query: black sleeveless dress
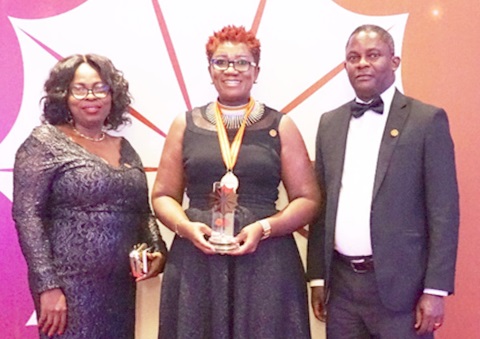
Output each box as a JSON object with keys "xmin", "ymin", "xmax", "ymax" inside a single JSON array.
[{"xmin": 159, "ymin": 105, "xmax": 310, "ymax": 339}]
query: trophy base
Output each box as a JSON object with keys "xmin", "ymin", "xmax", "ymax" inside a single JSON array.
[{"xmin": 209, "ymin": 234, "xmax": 238, "ymax": 253}]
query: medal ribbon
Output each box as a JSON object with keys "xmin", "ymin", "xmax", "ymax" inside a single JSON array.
[{"xmin": 214, "ymin": 98, "xmax": 255, "ymax": 172}]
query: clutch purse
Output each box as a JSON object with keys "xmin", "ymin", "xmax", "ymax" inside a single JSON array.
[{"xmin": 129, "ymin": 243, "xmax": 152, "ymax": 278}]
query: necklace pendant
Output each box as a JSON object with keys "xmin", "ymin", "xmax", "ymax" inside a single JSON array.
[{"xmin": 220, "ymin": 171, "xmax": 239, "ymax": 191}]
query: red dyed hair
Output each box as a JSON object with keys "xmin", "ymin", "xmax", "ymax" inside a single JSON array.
[{"xmin": 206, "ymin": 25, "xmax": 261, "ymax": 65}]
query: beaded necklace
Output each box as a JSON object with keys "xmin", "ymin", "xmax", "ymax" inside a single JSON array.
[
  {"xmin": 72, "ymin": 126, "xmax": 106, "ymax": 142},
  {"xmin": 205, "ymin": 99, "xmax": 264, "ymax": 129}
]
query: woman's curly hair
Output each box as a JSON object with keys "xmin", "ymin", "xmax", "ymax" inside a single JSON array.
[
  {"xmin": 206, "ymin": 25, "xmax": 261, "ymax": 65},
  {"xmin": 41, "ymin": 54, "xmax": 131, "ymax": 130}
]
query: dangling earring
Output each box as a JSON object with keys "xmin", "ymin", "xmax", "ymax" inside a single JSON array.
[{"xmin": 67, "ymin": 111, "xmax": 74, "ymax": 124}]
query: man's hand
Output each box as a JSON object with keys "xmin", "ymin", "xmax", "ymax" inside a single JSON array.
[
  {"xmin": 311, "ymin": 286, "xmax": 327, "ymax": 322},
  {"xmin": 415, "ymin": 294, "xmax": 444, "ymax": 334}
]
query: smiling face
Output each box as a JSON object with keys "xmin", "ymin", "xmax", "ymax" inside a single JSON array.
[
  {"xmin": 344, "ymin": 30, "xmax": 400, "ymax": 101},
  {"xmin": 67, "ymin": 62, "xmax": 112, "ymax": 132},
  {"xmin": 209, "ymin": 42, "xmax": 259, "ymax": 106}
]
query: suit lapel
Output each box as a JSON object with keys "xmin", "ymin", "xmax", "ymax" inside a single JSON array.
[
  {"xmin": 372, "ymin": 91, "xmax": 410, "ymax": 199},
  {"xmin": 327, "ymin": 106, "xmax": 351, "ymax": 200}
]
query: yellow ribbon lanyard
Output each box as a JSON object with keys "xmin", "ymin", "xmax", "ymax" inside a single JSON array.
[{"xmin": 214, "ymin": 98, "xmax": 255, "ymax": 173}]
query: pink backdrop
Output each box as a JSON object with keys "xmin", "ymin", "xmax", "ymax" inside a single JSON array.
[{"xmin": 1, "ymin": 1, "xmax": 478, "ymax": 338}]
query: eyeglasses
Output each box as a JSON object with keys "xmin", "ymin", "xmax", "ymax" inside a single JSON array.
[
  {"xmin": 69, "ymin": 83, "xmax": 111, "ymax": 100},
  {"xmin": 210, "ymin": 59, "xmax": 257, "ymax": 72}
]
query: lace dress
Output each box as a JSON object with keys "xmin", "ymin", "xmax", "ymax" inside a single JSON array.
[
  {"xmin": 159, "ymin": 105, "xmax": 310, "ymax": 339},
  {"xmin": 12, "ymin": 124, "xmax": 166, "ymax": 339}
]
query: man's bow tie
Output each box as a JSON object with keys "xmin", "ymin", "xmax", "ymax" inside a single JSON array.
[{"xmin": 351, "ymin": 97, "xmax": 384, "ymax": 118}]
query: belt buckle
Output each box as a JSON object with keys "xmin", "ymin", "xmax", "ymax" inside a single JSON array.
[{"xmin": 350, "ymin": 259, "xmax": 369, "ymax": 273}]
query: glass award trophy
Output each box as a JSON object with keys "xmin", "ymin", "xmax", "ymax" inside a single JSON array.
[{"xmin": 208, "ymin": 173, "xmax": 239, "ymax": 253}]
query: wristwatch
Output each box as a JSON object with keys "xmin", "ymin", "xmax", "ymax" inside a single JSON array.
[{"xmin": 258, "ymin": 219, "xmax": 271, "ymax": 240}]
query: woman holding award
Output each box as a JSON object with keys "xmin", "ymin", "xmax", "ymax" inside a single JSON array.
[
  {"xmin": 12, "ymin": 54, "xmax": 167, "ymax": 338},
  {"xmin": 152, "ymin": 25, "xmax": 320, "ymax": 338}
]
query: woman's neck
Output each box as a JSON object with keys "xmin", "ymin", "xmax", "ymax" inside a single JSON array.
[{"xmin": 217, "ymin": 97, "xmax": 250, "ymax": 108}]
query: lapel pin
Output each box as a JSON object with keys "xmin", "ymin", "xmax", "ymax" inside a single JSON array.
[
  {"xmin": 269, "ymin": 129, "xmax": 278, "ymax": 137},
  {"xmin": 390, "ymin": 129, "xmax": 399, "ymax": 137}
]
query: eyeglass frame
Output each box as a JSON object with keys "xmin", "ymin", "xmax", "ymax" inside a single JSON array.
[
  {"xmin": 69, "ymin": 82, "xmax": 111, "ymax": 100},
  {"xmin": 210, "ymin": 58, "xmax": 257, "ymax": 72}
]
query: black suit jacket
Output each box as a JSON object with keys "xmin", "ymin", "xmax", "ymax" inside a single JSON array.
[{"xmin": 306, "ymin": 90, "xmax": 459, "ymax": 312}]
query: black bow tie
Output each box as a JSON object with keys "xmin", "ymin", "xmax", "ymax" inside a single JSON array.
[{"xmin": 351, "ymin": 97, "xmax": 384, "ymax": 118}]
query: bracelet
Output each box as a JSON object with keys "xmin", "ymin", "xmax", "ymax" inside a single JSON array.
[
  {"xmin": 258, "ymin": 219, "xmax": 271, "ymax": 240},
  {"xmin": 175, "ymin": 220, "xmax": 185, "ymax": 238}
]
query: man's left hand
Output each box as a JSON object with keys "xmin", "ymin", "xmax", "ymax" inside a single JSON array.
[{"xmin": 415, "ymin": 293, "xmax": 444, "ymax": 334}]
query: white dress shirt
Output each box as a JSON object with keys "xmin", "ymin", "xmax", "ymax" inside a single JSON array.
[{"xmin": 334, "ymin": 86, "xmax": 394, "ymax": 256}]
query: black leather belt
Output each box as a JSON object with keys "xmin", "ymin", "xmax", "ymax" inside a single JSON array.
[{"xmin": 334, "ymin": 251, "xmax": 374, "ymax": 273}]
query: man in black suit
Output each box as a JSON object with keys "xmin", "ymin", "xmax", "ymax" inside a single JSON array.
[{"xmin": 306, "ymin": 24, "xmax": 459, "ymax": 338}]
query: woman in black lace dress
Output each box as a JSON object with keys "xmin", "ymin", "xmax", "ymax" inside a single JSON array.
[
  {"xmin": 12, "ymin": 54, "xmax": 167, "ymax": 338},
  {"xmin": 152, "ymin": 26, "xmax": 321, "ymax": 338}
]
